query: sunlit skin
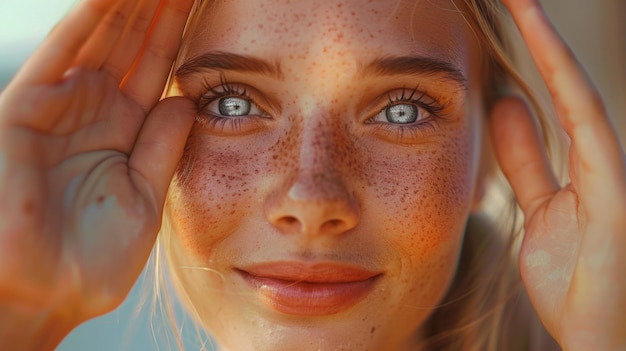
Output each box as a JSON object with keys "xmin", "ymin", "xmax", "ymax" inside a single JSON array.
[
  {"xmin": 164, "ymin": 1, "xmax": 483, "ymax": 350},
  {"xmin": 0, "ymin": 0, "xmax": 624, "ymax": 350}
]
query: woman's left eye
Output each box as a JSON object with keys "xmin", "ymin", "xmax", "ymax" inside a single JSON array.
[
  {"xmin": 376, "ymin": 103, "xmax": 420, "ymax": 124},
  {"xmin": 367, "ymin": 89, "xmax": 444, "ymax": 127},
  {"xmin": 363, "ymin": 89, "xmax": 447, "ymax": 143},
  {"xmin": 369, "ymin": 102, "xmax": 434, "ymax": 126}
]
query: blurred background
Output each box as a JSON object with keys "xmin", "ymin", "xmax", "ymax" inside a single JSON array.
[{"xmin": 0, "ymin": 0, "xmax": 624, "ymax": 350}]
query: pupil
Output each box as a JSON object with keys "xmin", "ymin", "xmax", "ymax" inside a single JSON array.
[
  {"xmin": 219, "ymin": 97, "xmax": 251, "ymax": 116},
  {"xmin": 386, "ymin": 104, "xmax": 418, "ymax": 124}
]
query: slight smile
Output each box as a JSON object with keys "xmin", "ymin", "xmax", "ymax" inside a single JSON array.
[{"xmin": 237, "ymin": 262, "xmax": 383, "ymax": 316}]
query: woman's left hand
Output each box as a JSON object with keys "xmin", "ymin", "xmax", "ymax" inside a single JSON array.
[{"xmin": 491, "ymin": 1, "xmax": 626, "ymax": 350}]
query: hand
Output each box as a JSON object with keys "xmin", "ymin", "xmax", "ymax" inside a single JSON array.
[
  {"xmin": 492, "ymin": 1, "xmax": 626, "ymax": 350},
  {"xmin": 0, "ymin": 0, "xmax": 194, "ymax": 342}
]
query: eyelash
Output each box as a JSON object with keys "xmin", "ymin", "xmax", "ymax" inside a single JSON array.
[
  {"xmin": 384, "ymin": 86, "xmax": 445, "ymax": 116},
  {"xmin": 366, "ymin": 86, "xmax": 447, "ymax": 143},
  {"xmin": 195, "ymin": 75, "xmax": 268, "ymax": 134},
  {"xmin": 194, "ymin": 78, "xmax": 447, "ymax": 142}
]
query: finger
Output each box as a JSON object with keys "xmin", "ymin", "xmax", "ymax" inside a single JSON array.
[
  {"xmin": 10, "ymin": 0, "xmax": 119, "ymax": 86},
  {"xmin": 121, "ymin": 0, "xmax": 195, "ymax": 112},
  {"xmin": 73, "ymin": 0, "xmax": 141, "ymax": 70},
  {"xmin": 103, "ymin": 0, "xmax": 162, "ymax": 82},
  {"xmin": 502, "ymin": 0, "xmax": 625, "ymax": 200},
  {"xmin": 128, "ymin": 97, "xmax": 195, "ymax": 212},
  {"xmin": 490, "ymin": 97, "xmax": 560, "ymax": 218}
]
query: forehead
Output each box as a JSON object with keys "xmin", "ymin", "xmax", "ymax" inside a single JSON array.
[{"xmin": 181, "ymin": 0, "xmax": 476, "ymax": 70}]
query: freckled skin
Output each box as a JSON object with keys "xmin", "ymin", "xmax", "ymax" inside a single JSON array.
[{"xmin": 166, "ymin": 1, "xmax": 483, "ymax": 350}]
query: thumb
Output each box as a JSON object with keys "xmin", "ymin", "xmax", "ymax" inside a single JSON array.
[{"xmin": 129, "ymin": 96, "xmax": 195, "ymax": 213}]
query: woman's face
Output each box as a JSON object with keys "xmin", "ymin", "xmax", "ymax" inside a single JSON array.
[{"xmin": 167, "ymin": 0, "xmax": 483, "ymax": 350}]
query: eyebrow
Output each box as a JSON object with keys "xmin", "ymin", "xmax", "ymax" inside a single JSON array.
[
  {"xmin": 175, "ymin": 51, "xmax": 466, "ymax": 89},
  {"xmin": 360, "ymin": 56, "xmax": 467, "ymax": 89},
  {"xmin": 175, "ymin": 51, "xmax": 284, "ymax": 80}
]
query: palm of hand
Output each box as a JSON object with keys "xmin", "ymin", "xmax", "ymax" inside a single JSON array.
[
  {"xmin": 520, "ymin": 185, "xmax": 625, "ymax": 350},
  {"xmin": 0, "ymin": 70, "xmax": 159, "ymax": 319},
  {"xmin": 0, "ymin": 0, "xmax": 195, "ymax": 325}
]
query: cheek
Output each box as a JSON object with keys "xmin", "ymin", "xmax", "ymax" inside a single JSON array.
[
  {"xmin": 360, "ymin": 124, "xmax": 475, "ymax": 269},
  {"xmin": 350, "ymin": 124, "xmax": 476, "ymax": 327},
  {"xmin": 167, "ymin": 134, "xmax": 259, "ymax": 258},
  {"xmin": 166, "ymin": 128, "xmax": 299, "ymax": 259}
]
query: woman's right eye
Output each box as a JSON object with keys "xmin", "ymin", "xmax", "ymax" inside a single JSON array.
[
  {"xmin": 192, "ymin": 80, "xmax": 274, "ymax": 134},
  {"xmin": 207, "ymin": 96, "xmax": 265, "ymax": 117}
]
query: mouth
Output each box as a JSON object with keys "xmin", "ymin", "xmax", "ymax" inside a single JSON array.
[{"xmin": 237, "ymin": 262, "xmax": 382, "ymax": 316}]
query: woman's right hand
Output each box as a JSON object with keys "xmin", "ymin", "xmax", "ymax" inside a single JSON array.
[{"xmin": 0, "ymin": 0, "xmax": 194, "ymax": 345}]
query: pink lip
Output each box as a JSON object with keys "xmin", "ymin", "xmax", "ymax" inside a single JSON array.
[{"xmin": 237, "ymin": 262, "xmax": 381, "ymax": 316}]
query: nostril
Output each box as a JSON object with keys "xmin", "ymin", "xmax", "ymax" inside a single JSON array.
[
  {"xmin": 320, "ymin": 218, "xmax": 346, "ymax": 233},
  {"xmin": 283, "ymin": 216, "xmax": 298, "ymax": 225},
  {"xmin": 272, "ymin": 215, "xmax": 302, "ymax": 234},
  {"xmin": 327, "ymin": 219, "xmax": 343, "ymax": 227}
]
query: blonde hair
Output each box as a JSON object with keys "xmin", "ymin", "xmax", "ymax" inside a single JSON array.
[{"xmin": 151, "ymin": 0, "xmax": 565, "ymax": 350}]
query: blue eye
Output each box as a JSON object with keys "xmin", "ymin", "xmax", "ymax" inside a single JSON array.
[
  {"xmin": 203, "ymin": 95, "xmax": 265, "ymax": 118},
  {"xmin": 367, "ymin": 88, "xmax": 443, "ymax": 127},
  {"xmin": 195, "ymin": 80, "xmax": 271, "ymax": 135},
  {"xmin": 384, "ymin": 104, "xmax": 419, "ymax": 124},
  {"xmin": 370, "ymin": 103, "xmax": 427, "ymax": 125},
  {"xmin": 197, "ymin": 77, "xmax": 267, "ymax": 119},
  {"xmin": 219, "ymin": 97, "xmax": 252, "ymax": 116},
  {"xmin": 364, "ymin": 88, "xmax": 448, "ymax": 143}
]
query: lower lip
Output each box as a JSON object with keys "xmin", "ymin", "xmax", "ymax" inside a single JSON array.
[{"xmin": 239, "ymin": 271, "xmax": 379, "ymax": 316}]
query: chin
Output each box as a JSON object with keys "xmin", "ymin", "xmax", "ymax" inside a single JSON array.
[{"xmin": 210, "ymin": 319, "xmax": 397, "ymax": 351}]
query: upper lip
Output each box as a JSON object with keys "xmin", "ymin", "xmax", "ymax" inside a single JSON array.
[{"xmin": 238, "ymin": 261, "xmax": 381, "ymax": 283}]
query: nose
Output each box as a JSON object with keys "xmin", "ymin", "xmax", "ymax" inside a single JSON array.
[
  {"xmin": 266, "ymin": 173, "xmax": 359, "ymax": 236},
  {"xmin": 265, "ymin": 120, "xmax": 359, "ymax": 237}
]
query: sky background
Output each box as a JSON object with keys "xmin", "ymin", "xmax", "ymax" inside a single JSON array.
[
  {"xmin": 0, "ymin": 0, "xmax": 624, "ymax": 350},
  {"xmin": 0, "ymin": 0, "xmax": 78, "ymax": 87}
]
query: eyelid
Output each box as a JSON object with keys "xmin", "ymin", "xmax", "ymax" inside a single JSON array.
[
  {"xmin": 197, "ymin": 78, "xmax": 278, "ymax": 117},
  {"xmin": 362, "ymin": 87, "xmax": 448, "ymax": 144},
  {"xmin": 199, "ymin": 86, "xmax": 257, "ymax": 113},
  {"xmin": 193, "ymin": 79, "xmax": 275, "ymax": 135},
  {"xmin": 363, "ymin": 87, "xmax": 446, "ymax": 122},
  {"xmin": 200, "ymin": 80, "xmax": 249, "ymax": 108}
]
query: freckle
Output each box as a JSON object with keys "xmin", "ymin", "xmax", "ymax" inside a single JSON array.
[
  {"xmin": 22, "ymin": 200, "xmax": 34, "ymax": 214},
  {"xmin": 97, "ymin": 195, "xmax": 105, "ymax": 204}
]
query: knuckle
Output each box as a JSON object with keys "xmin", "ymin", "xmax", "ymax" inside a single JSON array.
[
  {"xmin": 130, "ymin": 12, "xmax": 154, "ymax": 33},
  {"xmin": 103, "ymin": 9, "xmax": 128, "ymax": 30},
  {"xmin": 145, "ymin": 40, "xmax": 177, "ymax": 62}
]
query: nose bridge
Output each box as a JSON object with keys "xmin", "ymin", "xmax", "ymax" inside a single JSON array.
[
  {"xmin": 265, "ymin": 107, "xmax": 359, "ymax": 237},
  {"xmin": 296, "ymin": 112, "xmax": 342, "ymax": 184}
]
